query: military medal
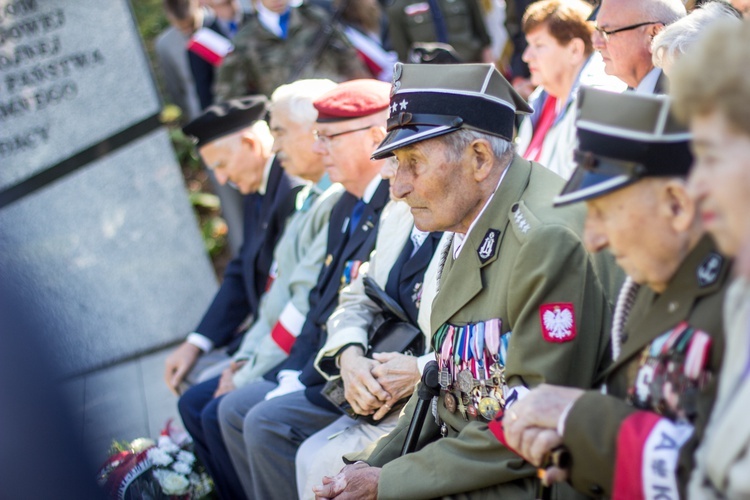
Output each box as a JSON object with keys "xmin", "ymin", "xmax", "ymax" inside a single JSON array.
[
  {"xmin": 479, "ymin": 397, "xmax": 501, "ymax": 420},
  {"xmin": 444, "ymin": 392, "xmax": 457, "ymax": 413},
  {"xmin": 457, "ymin": 370, "xmax": 475, "ymax": 394},
  {"xmin": 439, "ymin": 370, "xmax": 451, "ymax": 389},
  {"xmin": 438, "ymin": 326, "xmax": 454, "ymax": 389},
  {"xmin": 467, "ymin": 404, "xmax": 478, "ymax": 418}
]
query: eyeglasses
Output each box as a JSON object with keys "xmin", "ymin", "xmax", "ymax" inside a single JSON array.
[
  {"xmin": 313, "ymin": 126, "xmax": 373, "ymax": 147},
  {"xmin": 595, "ymin": 21, "xmax": 660, "ymax": 42}
]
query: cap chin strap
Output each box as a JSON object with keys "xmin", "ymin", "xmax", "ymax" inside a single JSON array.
[{"xmin": 387, "ymin": 112, "xmax": 464, "ymax": 131}]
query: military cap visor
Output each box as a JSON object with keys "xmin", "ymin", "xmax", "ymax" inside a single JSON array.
[
  {"xmin": 183, "ymin": 95, "xmax": 269, "ymax": 147},
  {"xmin": 554, "ymin": 87, "xmax": 693, "ymax": 207},
  {"xmin": 372, "ymin": 63, "xmax": 532, "ymax": 160}
]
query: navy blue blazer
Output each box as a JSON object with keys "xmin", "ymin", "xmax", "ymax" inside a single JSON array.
[
  {"xmin": 195, "ymin": 158, "xmax": 303, "ymax": 352},
  {"xmin": 264, "ymin": 181, "xmax": 391, "ymax": 400}
]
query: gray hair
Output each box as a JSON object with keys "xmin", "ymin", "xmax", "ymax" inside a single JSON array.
[
  {"xmin": 641, "ymin": 0, "xmax": 687, "ymax": 25},
  {"xmin": 652, "ymin": 1, "xmax": 741, "ymax": 69},
  {"xmin": 269, "ymin": 79, "xmax": 337, "ymax": 124},
  {"xmin": 440, "ymin": 129, "xmax": 516, "ymax": 166}
]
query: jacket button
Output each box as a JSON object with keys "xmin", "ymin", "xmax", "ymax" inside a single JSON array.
[{"xmin": 511, "ymin": 203, "xmax": 519, "ymax": 212}]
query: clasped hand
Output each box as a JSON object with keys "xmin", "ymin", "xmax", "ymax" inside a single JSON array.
[{"xmin": 339, "ymin": 347, "xmax": 419, "ymax": 420}]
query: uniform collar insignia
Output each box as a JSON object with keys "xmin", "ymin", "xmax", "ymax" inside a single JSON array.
[
  {"xmin": 478, "ymin": 229, "xmax": 501, "ymax": 264},
  {"xmin": 696, "ymin": 252, "xmax": 723, "ymax": 287}
]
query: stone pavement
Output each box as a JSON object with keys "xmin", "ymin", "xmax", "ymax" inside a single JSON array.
[{"xmin": 62, "ymin": 345, "xmax": 181, "ymax": 469}]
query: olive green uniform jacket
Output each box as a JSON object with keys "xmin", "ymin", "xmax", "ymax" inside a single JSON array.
[
  {"xmin": 351, "ymin": 156, "xmax": 620, "ymax": 499},
  {"xmin": 387, "ymin": 0, "xmax": 491, "ymax": 63},
  {"xmin": 563, "ymin": 236, "xmax": 729, "ymax": 498},
  {"xmin": 214, "ymin": 4, "xmax": 369, "ymax": 99}
]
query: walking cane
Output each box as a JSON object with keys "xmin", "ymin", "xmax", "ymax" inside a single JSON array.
[{"xmin": 400, "ymin": 360, "xmax": 441, "ymax": 456}]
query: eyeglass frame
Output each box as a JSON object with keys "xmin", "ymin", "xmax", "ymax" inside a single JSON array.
[
  {"xmin": 595, "ymin": 21, "xmax": 661, "ymax": 42},
  {"xmin": 312, "ymin": 125, "xmax": 373, "ymax": 147}
]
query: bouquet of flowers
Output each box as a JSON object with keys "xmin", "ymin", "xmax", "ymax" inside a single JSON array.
[{"xmin": 97, "ymin": 419, "xmax": 213, "ymax": 500}]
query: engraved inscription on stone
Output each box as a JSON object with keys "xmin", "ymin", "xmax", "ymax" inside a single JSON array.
[{"xmin": 0, "ymin": 0, "xmax": 160, "ymax": 188}]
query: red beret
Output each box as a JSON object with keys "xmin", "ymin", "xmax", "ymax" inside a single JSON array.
[{"xmin": 313, "ymin": 79, "xmax": 391, "ymax": 122}]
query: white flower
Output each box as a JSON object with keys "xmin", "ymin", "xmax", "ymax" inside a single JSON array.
[
  {"xmin": 172, "ymin": 461, "xmax": 192, "ymax": 475},
  {"xmin": 177, "ymin": 450, "xmax": 196, "ymax": 466},
  {"xmin": 157, "ymin": 471, "xmax": 190, "ymax": 495},
  {"xmin": 130, "ymin": 438, "xmax": 156, "ymax": 453},
  {"xmin": 152, "ymin": 469, "xmax": 168, "ymax": 481},
  {"xmin": 189, "ymin": 472, "xmax": 201, "ymax": 486},
  {"xmin": 147, "ymin": 447, "xmax": 174, "ymax": 467},
  {"xmin": 157, "ymin": 436, "xmax": 181, "ymax": 454}
]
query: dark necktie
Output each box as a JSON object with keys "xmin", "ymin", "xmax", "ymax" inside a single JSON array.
[
  {"xmin": 348, "ymin": 199, "xmax": 366, "ymax": 236},
  {"xmin": 427, "ymin": 0, "xmax": 449, "ymax": 44},
  {"xmin": 228, "ymin": 20, "xmax": 237, "ymax": 38}
]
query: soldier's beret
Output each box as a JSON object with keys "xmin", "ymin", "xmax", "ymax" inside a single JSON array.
[
  {"xmin": 554, "ymin": 87, "xmax": 693, "ymax": 207},
  {"xmin": 183, "ymin": 95, "xmax": 268, "ymax": 147},
  {"xmin": 371, "ymin": 63, "xmax": 533, "ymax": 160},
  {"xmin": 313, "ymin": 79, "xmax": 391, "ymax": 122}
]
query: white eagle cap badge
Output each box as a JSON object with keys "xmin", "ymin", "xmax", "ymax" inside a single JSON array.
[{"xmin": 539, "ymin": 303, "xmax": 577, "ymax": 342}]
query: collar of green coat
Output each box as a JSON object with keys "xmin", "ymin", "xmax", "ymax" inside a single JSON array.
[
  {"xmin": 430, "ymin": 156, "xmax": 531, "ymax": 334},
  {"xmin": 607, "ymin": 234, "xmax": 730, "ymax": 371}
]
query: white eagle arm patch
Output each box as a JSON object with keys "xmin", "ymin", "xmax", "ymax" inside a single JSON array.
[{"xmin": 539, "ymin": 303, "xmax": 577, "ymax": 342}]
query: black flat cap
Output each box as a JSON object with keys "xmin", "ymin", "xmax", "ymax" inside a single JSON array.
[
  {"xmin": 183, "ymin": 95, "xmax": 269, "ymax": 147},
  {"xmin": 554, "ymin": 87, "xmax": 693, "ymax": 207}
]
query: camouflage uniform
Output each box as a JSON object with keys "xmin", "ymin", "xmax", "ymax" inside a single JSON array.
[{"xmin": 214, "ymin": 4, "xmax": 370, "ymax": 99}]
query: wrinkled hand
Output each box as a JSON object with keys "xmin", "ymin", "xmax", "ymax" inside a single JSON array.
[
  {"xmin": 313, "ymin": 462, "xmax": 380, "ymax": 500},
  {"xmin": 213, "ymin": 359, "xmax": 246, "ymax": 398},
  {"xmin": 503, "ymin": 384, "xmax": 584, "ymax": 465},
  {"xmin": 164, "ymin": 342, "xmax": 202, "ymax": 395},
  {"xmin": 339, "ymin": 347, "xmax": 389, "ymax": 416},
  {"xmin": 369, "ymin": 352, "xmax": 419, "ymax": 421},
  {"xmin": 519, "ymin": 428, "xmax": 564, "ymax": 467}
]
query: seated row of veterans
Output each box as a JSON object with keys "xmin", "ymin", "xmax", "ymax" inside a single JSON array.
[{"xmin": 161, "ymin": 19, "xmax": 750, "ymax": 500}]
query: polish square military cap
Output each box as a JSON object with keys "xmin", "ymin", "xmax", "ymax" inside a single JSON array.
[
  {"xmin": 554, "ymin": 87, "xmax": 693, "ymax": 207},
  {"xmin": 371, "ymin": 63, "xmax": 533, "ymax": 159},
  {"xmin": 183, "ymin": 95, "xmax": 268, "ymax": 147}
]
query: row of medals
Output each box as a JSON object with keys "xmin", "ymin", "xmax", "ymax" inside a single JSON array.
[{"xmin": 439, "ymin": 362, "xmax": 505, "ymax": 421}]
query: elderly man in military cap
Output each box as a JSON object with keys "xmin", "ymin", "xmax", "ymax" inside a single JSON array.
[
  {"xmin": 313, "ymin": 63, "xmax": 619, "ymax": 499},
  {"xmin": 500, "ymin": 88, "xmax": 730, "ymax": 499}
]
